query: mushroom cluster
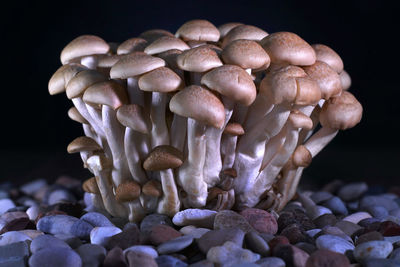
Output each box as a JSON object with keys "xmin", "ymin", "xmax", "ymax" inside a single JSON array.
[{"xmin": 48, "ymin": 20, "xmax": 362, "ymax": 222}]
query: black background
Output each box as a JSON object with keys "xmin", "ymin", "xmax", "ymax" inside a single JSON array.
[{"xmin": 0, "ymin": 0, "xmax": 398, "ymax": 186}]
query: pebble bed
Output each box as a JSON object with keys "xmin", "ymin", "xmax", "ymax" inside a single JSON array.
[{"xmin": 1, "ymin": 177, "xmax": 400, "ymax": 267}]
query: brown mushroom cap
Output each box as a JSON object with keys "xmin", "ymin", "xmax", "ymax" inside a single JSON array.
[
  {"xmin": 340, "ymin": 70, "xmax": 352, "ymax": 91},
  {"xmin": 82, "ymin": 177, "xmax": 100, "ymax": 194},
  {"xmin": 201, "ymin": 65, "xmax": 256, "ymax": 106},
  {"xmin": 116, "ymin": 104, "xmax": 151, "ymax": 134},
  {"xmin": 221, "ymin": 25, "xmax": 268, "ymax": 48},
  {"xmin": 115, "ymin": 181, "xmax": 141, "ymax": 202},
  {"xmin": 288, "ymin": 110, "xmax": 313, "ymax": 130},
  {"xmin": 138, "ymin": 67, "xmax": 183, "ymax": 93},
  {"xmin": 60, "ymin": 35, "xmax": 110, "ymax": 64},
  {"xmin": 143, "ymin": 145, "xmax": 184, "ymax": 171},
  {"xmin": 139, "ymin": 29, "xmax": 175, "ymax": 44},
  {"xmin": 292, "ymin": 145, "xmax": 312, "ymax": 167},
  {"xmin": 169, "ymin": 85, "xmax": 226, "ymax": 129},
  {"xmin": 48, "ymin": 64, "xmax": 87, "ymax": 95},
  {"xmin": 223, "ymin": 122, "xmax": 245, "ymax": 136},
  {"xmin": 83, "ymin": 80, "xmax": 129, "ymax": 110},
  {"xmin": 320, "ymin": 91, "xmax": 363, "ymax": 130},
  {"xmin": 260, "ymin": 65, "xmax": 321, "ymax": 106},
  {"xmin": 67, "ymin": 136, "xmax": 102, "ymax": 154},
  {"xmin": 117, "ymin": 38, "xmax": 147, "ymax": 55},
  {"xmin": 68, "ymin": 107, "xmax": 88, "ymax": 124},
  {"xmin": 312, "ymin": 44, "xmax": 344, "ymax": 73},
  {"xmin": 142, "ymin": 180, "xmax": 163, "ymax": 197},
  {"xmin": 176, "ymin": 46, "xmax": 223, "ymax": 72},
  {"xmin": 303, "ymin": 61, "xmax": 342, "ymax": 100},
  {"xmin": 110, "ymin": 52, "xmax": 165, "ymax": 79},
  {"xmin": 221, "ymin": 39, "xmax": 271, "ymax": 70},
  {"xmin": 66, "ymin": 69, "xmax": 108, "ymax": 99},
  {"xmin": 260, "ymin": 32, "xmax": 316, "ymax": 66},
  {"xmin": 144, "ymin": 36, "xmax": 190, "ymax": 55},
  {"xmin": 176, "ymin": 19, "xmax": 220, "ymax": 42},
  {"xmin": 218, "ymin": 22, "xmax": 243, "ymax": 39},
  {"xmin": 156, "ymin": 49, "xmax": 183, "ymax": 69},
  {"xmin": 96, "ymin": 54, "xmax": 124, "ymax": 69}
]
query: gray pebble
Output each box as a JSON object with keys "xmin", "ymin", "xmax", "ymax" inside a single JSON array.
[
  {"xmin": 124, "ymin": 245, "xmax": 158, "ymax": 258},
  {"xmin": 20, "ymin": 179, "xmax": 47, "ymax": 196},
  {"xmin": 363, "ymin": 258, "xmax": 400, "ymax": 267},
  {"xmin": 389, "ymin": 208, "xmax": 400, "ymax": 218},
  {"xmin": 185, "ymin": 227, "xmax": 210, "ymax": 239},
  {"xmin": 140, "ymin": 214, "xmax": 173, "ymax": 234},
  {"xmin": 172, "ymin": 209, "xmax": 217, "ymax": 228},
  {"xmin": 26, "ymin": 205, "xmax": 40, "ymax": 221},
  {"xmin": 207, "ymin": 241, "xmax": 260, "ymax": 267},
  {"xmin": 245, "ymin": 231, "xmax": 270, "ymax": 256},
  {"xmin": 256, "ymin": 257, "xmax": 286, "ymax": 267},
  {"xmin": 306, "ymin": 229, "xmax": 322, "ymax": 238},
  {"xmin": 47, "ymin": 189, "xmax": 76, "ymax": 205},
  {"xmin": 337, "ymin": 182, "xmax": 368, "ymax": 201},
  {"xmin": 367, "ymin": 206, "xmax": 389, "ymax": 220},
  {"xmin": 310, "ymin": 191, "xmax": 333, "ymax": 204},
  {"xmin": 156, "ymin": 255, "xmax": 188, "ymax": 267},
  {"xmin": 322, "ymin": 196, "xmax": 348, "ymax": 215},
  {"xmin": 90, "ymin": 226, "xmax": 122, "ymax": 246},
  {"xmin": 319, "ymin": 226, "xmax": 353, "ymax": 244},
  {"xmin": 316, "ymin": 234, "xmax": 355, "ymax": 254},
  {"xmin": 294, "ymin": 242, "xmax": 317, "ymax": 255},
  {"xmin": 76, "ymin": 243, "xmax": 106, "ymax": 267},
  {"xmin": 385, "ymin": 236, "xmax": 400, "ymax": 244},
  {"xmin": 0, "ymin": 231, "xmax": 31, "ymax": 246},
  {"xmin": 0, "ymin": 199, "xmax": 16, "ymax": 215},
  {"xmin": 308, "ymin": 205, "xmax": 332, "ymax": 220},
  {"xmin": 360, "ymin": 196, "xmax": 398, "ymax": 211},
  {"xmin": 157, "ymin": 235, "xmax": 194, "ymax": 254},
  {"xmin": 81, "ymin": 212, "xmax": 114, "ymax": 227},
  {"xmin": 197, "ymin": 228, "xmax": 245, "ymax": 254},
  {"xmin": 71, "ymin": 219, "xmax": 94, "ymax": 239},
  {"xmin": 0, "ymin": 190, "xmax": 9, "ymax": 200},
  {"xmin": 54, "ymin": 234, "xmax": 82, "ymax": 249},
  {"xmin": 389, "ymin": 247, "xmax": 400, "ymax": 262},
  {"xmin": 29, "ymin": 246, "xmax": 82, "ymax": 267},
  {"xmin": 37, "ymin": 215, "xmax": 78, "ymax": 235},
  {"xmin": 30, "ymin": 234, "xmax": 70, "ymax": 253},
  {"xmin": 354, "ymin": 241, "xmax": 393, "ymax": 262},
  {"xmin": 214, "ymin": 210, "xmax": 254, "ymax": 233},
  {"xmin": 335, "ymin": 220, "xmax": 363, "ymax": 236},
  {"xmin": 0, "ymin": 241, "xmax": 29, "ymax": 266}
]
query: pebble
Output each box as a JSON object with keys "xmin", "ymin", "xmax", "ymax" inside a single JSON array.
[
  {"xmin": 245, "ymin": 231, "xmax": 270, "ymax": 256},
  {"xmin": 356, "ymin": 231, "xmax": 384, "ymax": 245},
  {"xmin": 126, "ymin": 251, "xmax": 157, "ymax": 267},
  {"xmin": 149, "ymin": 224, "xmax": 182, "ymax": 246},
  {"xmin": 172, "ymin": 209, "xmax": 217, "ymax": 228},
  {"xmin": 36, "ymin": 214, "xmax": 77, "ymax": 235},
  {"xmin": 280, "ymin": 223, "xmax": 312, "ymax": 244},
  {"xmin": 321, "ymin": 179, "xmax": 343, "ymax": 194},
  {"xmin": 90, "ymin": 226, "xmax": 122, "ymax": 246},
  {"xmin": 47, "ymin": 189, "xmax": 76, "ymax": 205},
  {"xmin": 379, "ymin": 221, "xmax": 400, "ymax": 236},
  {"xmin": 197, "ymin": 228, "xmax": 245, "ymax": 254},
  {"xmin": 316, "ymin": 234, "xmax": 355, "ymax": 254},
  {"xmin": 207, "ymin": 241, "xmax": 260, "ymax": 267},
  {"xmin": 188, "ymin": 259, "xmax": 214, "ymax": 267},
  {"xmin": 295, "ymin": 242, "xmax": 317, "ymax": 255},
  {"xmin": 0, "ymin": 190, "xmax": 9, "ymax": 200},
  {"xmin": 0, "ymin": 211, "xmax": 30, "ymax": 234},
  {"xmin": 20, "ymin": 179, "xmax": 47, "ymax": 196},
  {"xmin": 363, "ymin": 258, "xmax": 400, "ymax": 267},
  {"xmin": 384, "ymin": 236, "xmax": 400, "ymax": 243},
  {"xmin": 157, "ymin": 235, "xmax": 193, "ymax": 254},
  {"xmin": 239, "ymin": 208, "xmax": 278, "ymax": 234},
  {"xmin": 360, "ymin": 196, "xmax": 398, "ymax": 211},
  {"xmin": 305, "ymin": 249, "xmax": 350, "ymax": 267},
  {"xmin": 268, "ymin": 236, "xmax": 290, "ymax": 252},
  {"xmin": 185, "ymin": 227, "xmax": 210, "ymax": 239},
  {"xmin": 318, "ymin": 226, "xmax": 353, "ymax": 244},
  {"xmin": 0, "ymin": 241, "xmax": 30, "ymax": 267},
  {"xmin": 214, "ymin": 210, "xmax": 254, "ymax": 233},
  {"xmin": 140, "ymin": 214, "xmax": 173, "ymax": 234},
  {"xmin": 19, "ymin": 229, "xmax": 44, "ymax": 240},
  {"xmin": 343, "ymin": 211, "xmax": 372, "ymax": 224},
  {"xmin": 255, "ymin": 257, "xmax": 286, "ymax": 267},
  {"xmin": 54, "ymin": 234, "xmax": 82, "ymax": 248},
  {"xmin": 353, "ymin": 240, "xmax": 393, "ymax": 262},
  {"xmin": 0, "ymin": 199, "xmax": 16, "ymax": 215},
  {"xmin": 70, "ymin": 219, "xmax": 94, "ymax": 239},
  {"xmin": 103, "ymin": 247, "xmax": 127, "ymax": 267},
  {"xmin": 306, "ymin": 229, "xmax": 321, "ymax": 238},
  {"xmin": 335, "ymin": 220, "xmax": 363, "ymax": 236},
  {"xmin": 273, "ymin": 244, "xmax": 309, "ymax": 267},
  {"xmin": 80, "ymin": 212, "xmax": 114, "ymax": 227},
  {"xmin": 106, "ymin": 223, "xmax": 142, "ymax": 250},
  {"xmin": 0, "ymin": 231, "xmax": 31, "ymax": 246},
  {"xmin": 322, "ymin": 196, "xmax": 348, "ymax": 215},
  {"xmin": 30, "ymin": 234, "xmax": 71, "ymax": 253},
  {"xmin": 313, "ymin": 214, "xmax": 338, "ymax": 228},
  {"xmin": 156, "ymin": 255, "xmax": 188, "ymax": 267},
  {"xmin": 124, "ymin": 245, "xmax": 158, "ymax": 258},
  {"xmin": 337, "ymin": 182, "xmax": 368, "ymax": 201},
  {"xmin": 278, "ymin": 210, "xmax": 316, "ymax": 231},
  {"xmin": 310, "ymin": 191, "xmax": 333, "ymax": 204},
  {"xmin": 29, "ymin": 246, "xmax": 82, "ymax": 267},
  {"xmin": 389, "ymin": 208, "xmax": 400, "ymax": 218},
  {"xmin": 76, "ymin": 243, "xmax": 106, "ymax": 267},
  {"xmin": 179, "ymin": 225, "xmax": 196, "ymax": 235},
  {"xmin": 389, "ymin": 247, "xmax": 400, "ymax": 261},
  {"xmin": 308, "ymin": 205, "xmax": 332, "ymax": 220},
  {"xmin": 359, "ymin": 217, "xmax": 381, "ymax": 227},
  {"xmin": 26, "ymin": 205, "xmax": 40, "ymax": 221}
]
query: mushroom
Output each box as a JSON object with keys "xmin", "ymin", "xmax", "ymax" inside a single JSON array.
[
  {"xmin": 169, "ymin": 85, "xmax": 225, "ymax": 207},
  {"xmin": 217, "ymin": 22, "xmax": 243, "ymax": 39},
  {"xmin": 206, "ymin": 187, "xmax": 235, "ymax": 211},
  {"xmin": 139, "ymin": 29, "xmax": 174, "ymax": 44},
  {"xmin": 117, "ymin": 38, "xmax": 147, "ymax": 55},
  {"xmin": 67, "ymin": 107, "xmax": 97, "ymax": 142},
  {"xmin": 143, "ymin": 145, "xmax": 183, "ymax": 216},
  {"xmin": 340, "ymin": 70, "xmax": 352, "ymax": 91},
  {"xmin": 48, "ymin": 63, "xmax": 87, "ymax": 95},
  {"xmin": 115, "ymin": 181, "xmax": 145, "ymax": 222},
  {"xmin": 144, "ymin": 36, "xmax": 190, "ymax": 55},
  {"xmin": 82, "ymin": 177, "xmax": 106, "ymax": 212},
  {"xmin": 67, "ymin": 136, "xmax": 102, "ymax": 168},
  {"xmin": 311, "ymin": 44, "xmax": 344, "ymax": 73},
  {"xmin": 175, "ymin": 19, "xmax": 220, "ymax": 43},
  {"xmin": 141, "ymin": 179, "xmax": 163, "ymax": 212},
  {"xmin": 221, "ymin": 123, "xmax": 245, "ymax": 170},
  {"xmin": 221, "ymin": 25, "xmax": 269, "ymax": 48}
]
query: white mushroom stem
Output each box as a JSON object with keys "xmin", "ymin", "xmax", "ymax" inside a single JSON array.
[
  {"xmin": 157, "ymin": 169, "xmax": 180, "ymax": 216},
  {"xmin": 303, "ymin": 126, "xmax": 338, "ymax": 157},
  {"xmin": 86, "ymin": 105, "xmax": 104, "ymax": 132},
  {"xmin": 127, "ymin": 200, "xmax": 146, "ymax": 223},
  {"xmin": 233, "ymin": 104, "xmax": 290, "ymax": 194},
  {"xmin": 72, "ymin": 98, "xmax": 105, "ymax": 137},
  {"xmin": 80, "ymin": 56, "xmax": 98, "ymax": 70},
  {"xmin": 124, "ymin": 128, "xmax": 149, "ymax": 184},
  {"xmin": 177, "ymin": 118, "xmax": 208, "ymax": 207},
  {"xmin": 150, "ymin": 92, "xmax": 170, "ymax": 147},
  {"xmin": 221, "ymin": 134, "xmax": 238, "ymax": 170},
  {"xmin": 170, "ymin": 114, "xmax": 187, "ymax": 151},
  {"xmin": 127, "ymin": 77, "xmax": 145, "ymax": 107},
  {"xmin": 243, "ymin": 93, "xmax": 274, "ymax": 131},
  {"xmin": 298, "ymin": 105, "xmax": 321, "ymax": 144},
  {"xmin": 102, "ymin": 105, "xmax": 131, "ymax": 186},
  {"xmin": 82, "ymin": 124, "xmax": 99, "ymax": 144}
]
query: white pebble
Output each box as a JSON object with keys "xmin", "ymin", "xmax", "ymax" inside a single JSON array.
[{"xmin": 90, "ymin": 226, "xmax": 122, "ymax": 246}]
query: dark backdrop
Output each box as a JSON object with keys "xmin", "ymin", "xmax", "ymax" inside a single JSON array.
[{"xmin": 0, "ymin": 0, "xmax": 398, "ymax": 186}]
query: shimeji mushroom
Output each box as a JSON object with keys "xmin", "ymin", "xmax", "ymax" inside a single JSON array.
[
  {"xmin": 340, "ymin": 70, "xmax": 352, "ymax": 91},
  {"xmin": 141, "ymin": 179, "xmax": 163, "ymax": 212},
  {"xmin": 221, "ymin": 24, "xmax": 269, "ymax": 48},
  {"xmin": 67, "ymin": 107, "xmax": 97, "ymax": 142},
  {"xmin": 311, "ymin": 44, "xmax": 344, "ymax": 73},
  {"xmin": 117, "ymin": 38, "xmax": 148, "ymax": 55},
  {"xmin": 144, "ymin": 36, "xmax": 190, "ymax": 55},
  {"xmin": 143, "ymin": 145, "xmax": 183, "ymax": 216},
  {"xmin": 175, "ymin": 19, "xmax": 220, "ymax": 44},
  {"xmin": 206, "ymin": 187, "xmax": 235, "ymax": 211},
  {"xmin": 48, "ymin": 63, "xmax": 87, "ymax": 95},
  {"xmin": 115, "ymin": 180, "xmax": 145, "ymax": 222},
  {"xmin": 82, "ymin": 177, "xmax": 106, "ymax": 212},
  {"xmin": 67, "ymin": 136, "xmax": 102, "ymax": 169},
  {"xmin": 217, "ymin": 22, "xmax": 243, "ymax": 40},
  {"xmin": 220, "ymin": 122, "xmax": 245, "ymax": 170},
  {"xmin": 169, "ymin": 85, "xmax": 225, "ymax": 207},
  {"xmin": 139, "ymin": 29, "xmax": 174, "ymax": 44}
]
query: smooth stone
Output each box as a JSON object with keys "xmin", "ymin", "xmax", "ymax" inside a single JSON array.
[
  {"xmin": 278, "ymin": 210, "xmax": 316, "ymax": 231},
  {"xmin": 367, "ymin": 206, "xmax": 389, "ymax": 220},
  {"xmin": 356, "ymin": 231, "xmax": 384, "ymax": 245},
  {"xmin": 19, "ymin": 230, "xmax": 44, "ymax": 240},
  {"xmin": 103, "ymin": 247, "xmax": 127, "ymax": 267},
  {"xmin": 54, "ymin": 234, "xmax": 82, "ymax": 249},
  {"xmin": 308, "ymin": 205, "xmax": 332, "ymax": 220},
  {"xmin": 318, "ymin": 226, "xmax": 354, "ymax": 244},
  {"xmin": 140, "ymin": 214, "xmax": 173, "ymax": 234},
  {"xmin": 123, "ymin": 222, "xmax": 138, "ymax": 231},
  {"xmin": 214, "ymin": 210, "xmax": 254, "ymax": 233},
  {"xmin": 231, "ymin": 263, "xmax": 259, "ymax": 267},
  {"xmin": 0, "ymin": 211, "xmax": 30, "ymax": 234},
  {"xmin": 313, "ymin": 214, "xmax": 338, "ymax": 228},
  {"xmin": 172, "ymin": 209, "xmax": 217, "ymax": 228},
  {"xmin": 29, "ymin": 246, "xmax": 82, "ymax": 267},
  {"xmin": 322, "ymin": 197, "xmax": 348, "ymax": 215},
  {"xmin": 47, "ymin": 189, "xmax": 76, "ymax": 205},
  {"xmin": 306, "ymin": 229, "xmax": 321, "ymax": 238},
  {"xmin": 106, "ymin": 223, "xmax": 142, "ymax": 250},
  {"xmin": 20, "ymin": 179, "xmax": 47, "ymax": 196},
  {"xmin": 0, "ymin": 199, "xmax": 16, "ymax": 215},
  {"xmin": 360, "ymin": 196, "xmax": 398, "ymax": 211},
  {"xmin": 354, "ymin": 240, "xmax": 393, "ymax": 262},
  {"xmin": 126, "ymin": 251, "xmax": 157, "ymax": 267},
  {"xmin": 239, "ymin": 208, "xmax": 278, "ymax": 235},
  {"xmin": 185, "ymin": 228, "xmax": 210, "ymax": 239},
  {"xmin": 280, "ymin": 223, "xmax": 312, "ymax": 244},
  {"xmin": 245, "ymin": 231, "xmax": 270, "ymax": 256},
  {"xmin": 295, "ymin": 242, "xmax": 317, "ymax": 255},
  {"xmin": 282, "ymin": 202, "xmax": 306, "ymax": 213},
  {"xmin": 0, "ymin": 241, "xmax": 29, "ymax": 266},
  {"xmin": 385, "ymin": 236, "xmax": 400, "ymax": 243},
  {"xmin": 316, "ymin": 234, "xmax": 355, "ymax": 254},
  {"xmin": 71, "ymin": 219, "xmax": 94, "ymax": 239},
  {"xmin": 335, "ymin": 220, "xmax": 363, "ymax": 236},
  {"xmin": 305, "ymin": 249, "xmax": 350, "ymax": 267},
  {"xmin": 347, "ymin": 201, "xmax": 359, "ymax": 211},
  {"xmin": 256, "ymin": 257, "xmax": 286, "ymax": 267},
  {"xmin": 321, "ymin": 180, "xmax": 343, "ymax": 194},
  {"xmin": 385, "ymin": 216, "xmax": 400, "ymax": 225},
  {"xmin": 90, "ymin": 226, "xmax": 122, "ymax": 246},
  {"xmin": 149, "ymin": 224, "xmax": 182, "ymax": 246},
  {"xmin": 0, "ymin": 231, "xmax": 31, "ymax": 246},
  {"xmin": 157, "ymin": 235, "xmax": 193, "ymax": 254},
  {"xmin": 26, "ymin": 205, "xmax": 40, "ymax": 221},
  {"xmin": 156, "ymin": 255, "xmax": 188, "ymax": 267},
  {"xmin": 197, "ymin": 228, "xmax": 245, "ymax": 254},
  {"xmin": 30, "ymin": 234, "xmax": 70, "ymax": 253},
  {"xmin": 389, "ymin": 247, "xmax": 400, "ymax": 261},
  {"xmin": 179, "ymin": 225, "xmax": 197, "ymax": 235},
  {"xmin": 124, "ymin": 245, "xmax": 158, "ymax": 258},
  {"xmin": 0, "ymin": 190, "xmax": 9, "ymax": 200},
  {"xmin": 337, "ymin": 182, "xmax": 368, "ymax": 201},
  {"xmin": 379, "ymin": 221, "xmax": 400, "ymax": 236},
  {"xmin": 389, "ymin": 209, "xmax": 400, "ymax": 218},
  {"xmin": 76, "ymin": 243, "xmax": 106, "ymax": 267},
  {"xmin": 36, "ymin": 215, "xmax": 78, "ymax": 235},
  {"xmin": 207, "ymin": 241, "xmax": 260, "ymax": 267},
  {"xmin": 310, "ymin": 191, "xmax": 333, "ymax": 204},
  {"xmin": 268, "ymin": 236, "xmax": 290, "ymax": 252},
  {"xmin": 81, "ymin": 212, "xmax": 114, "ymax": 227},
  {"xmin": 188, "ymin": 259, "xmax": 214, "ymax": 267},
  {"xmin": 363, "ymin": 258, "xmax": 400, "ymax": 267},
  {"xmin": 273, "ymin": 244, "xmax": 309, "ymax": 267},
  {"xmin": 359, "ymin": 217, "xmax": 381, "ymax": 227}
]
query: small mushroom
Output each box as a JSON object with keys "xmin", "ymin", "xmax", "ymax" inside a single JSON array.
[
  {"xmin": 82, "ymin": 177, "xmax": 106, "ymax": 212},
  {"xmin": 312, "ymin": 44, "xmax": 344, "ymax": 73},
  {"xmin": 139, "ymin": 29, "xmax": 174, "ymax": 44},
  {"xmin": 217, "ymin": 22, "xmax": 243, "ymax": 39},
  {"xmin": 175, "ymin": 19, "xmax": 220, "ymax": 42},
  {"xmin": 117, "ymin": 38, "xmax": 147, "ymax": 55},
  {"xmin": 221, "ymin": 25, "xmax": 269, "ymax": 48},
  {"xmin": 221, "ymin": 123, "xmax": 245, "ymax": 170},
  {"xmin": 340, "ymin": 70, "xmax": 352, "ymax": 91},
  {"xmin": 144, "ymin": 36, "xmax": 190, "ymax": 55},
  {"xmin": 67, "ymin": 136, "xmax": 102, "ymax": 168},
  {"xmin": 141, "ymin": 179, "xmax": 163, "ymax": 212},
  {"xmin": 115, "ymin": 181, "xmax": 145, "ymax": 222}
]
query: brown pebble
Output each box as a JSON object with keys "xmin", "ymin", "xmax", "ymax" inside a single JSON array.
[
  {"xmin": 106, "ymin": 224, "xmax": 143, "ymax": 250},
  {"xmin": 273, "ymin": 244, "xmax": 309, "ymax": 267},
  {"xmin": 239, "ymin": 208, "xmax": 278, "ymax": 234},
  {"xmin": 313, "ymin": 213, "xmax": 337, "ymax": 228},
  {"xmin": 268, "ymin": 235, "xmax": 290, "ymax": 252},
  {"xmin": 126, "ymin": 251, "xmax": 157, "ymax": 267},
  {"xmin": 149, "ymin": 224, "xmax": 182, "ymax": 246},
  {"xmin": 355, "ymin": 231, "xmax": 384, "ymax": 245},
  {"xmin": 103, "ymin": 247, "xmax": 127, "ymax": 267},
  {"xmin": 306, "ymin": 249, "xmax": 350, "ymax": 267},
  {"xmin": 379, "ymin": 221, "xmax": 400, "ymax": 236},
  {"xmin": 280, "ymin": 224, "xmax": 313, "ymax": 244},
  {"xmin": 0, "ymin": 211, "xmax": 30, "ymax": 234}
]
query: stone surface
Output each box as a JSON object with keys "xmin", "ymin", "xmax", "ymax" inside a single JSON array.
[
  {"xmin": 363, "ymin": 258, "xmax": 400, "ymax": 267},
  {"xmin": 36, "ymin": 214, "xmax": 77, "ymax": 235},
  {"xmin": 367, "ymin": 206, "xmax": 389, "ymax": 220},
  {"xmin": 207, "ymin": 241, "xmax": 260, "ymax": 267},
  {"xmin": 47, "ymin": 189, "xmax": 76, "ymax": 205},
  {"xmin": 103, "ymin": 247, "xmax": 127, "ymax": 267},
  {"xmin": 157, "ymin": 235, "xmax": 194, "ymax": 254},
  {"xmin": 0, "ymin": 231, "xmax": 31, "ymax": 246},
  {"xmin": 188, "ymin": 259, "xmax": 214, "ymax": 267},
  {"xmin": 185, "ymin": 227, "xmax": 210, "ymax": 239},
  {"xmin": 308, "ymin": 206, "xmax": 332, "ymax": 220},
  {"xmin": 295, "ymin": 242, "xmax": 317, "ymax": 255},
  {"xmin": 0, "ymin": 199, "xmax": 16, "ymax": 215},
  {"xmin": 106, "ymin": 223, "xmax": 142, "ymax": 250},
  {"xmin": 360, "ymin": 196, "xmax": 398, "ymax": 211},
  {"xmin": 335, "ymin": 220, "xmax": 363, "ymax": 236},
  {"xmin": 54, "ymin": 234, "xmax": 82, "ymax": 249},
  {"xmin": 149, "ymin": 224, "xmax": 182, "ymax": 246},
  {"xmin": 310, "ymin": 191, "xmax": 333, "ymax": 204},
  {"xmin": 315, "ymin": 234, "xmax": 355, "ymax": 254},
  {"xmin": 379, "ymin": 221, "xmax": 400, "ymax": 236},
  {"xmin": 156, "ymin": 255, "xmax": 188, "ymax": 267},
  {"xmin": 354, "ymin": 240, "xmax": 393, "ymax": 262},
  {"xmin": 317, "ymin": 226, "xmax": 353, "ymax": 244},
  {"xmin": 280, "ymin": 223, "xmax": 312, "ymax": 244},
  {"xmin": 90, "ymin": 226, "xmax": 122, "ymax": 246},
  {"xmin": 0, "ymin": 211, "xmax": 30, "ymax": 234},
  {"xmin": 343, "ymin": 212, "xmax": 372, "ymax": 224},
  {"xmin": 356, "ymin": 231, "xmax": 384, "ymax": 245},
  {"xmin": 0, "ymin": 241, "xmax": 29, "ymax": 267},
  {"xmin": 126, "ymin": 251, "xmax": 157, "ymax": 267},
  {"xmin": 313, "ymin": 214, "xmax": 338, "ymax": 228},
  {"xmin": 322, "ymin": 197, "xmax": 348, "ymax": 215},
  {"xmin": 20, "ymin": 179, "xmax": 47, "ymax": 196},
  {"xmin": 273, "ymin": 244, "xmax": 309, "ymax": 267},
  {"xmin": 172, "ymin": 209, "xmax": 217, "ymax": 228},
  {"xmin": 305, "ymin": 249, "xmax": 350, "ymax": 267},
  {"xmin": 214, "ymin": 210, "xmax": 254, "ymax": 233},
  {"xmin": 245, "ymin": 231, "xmax": 270, "ymax": 256},
  {"xmin": 337, "ymin": 182, "xmax": 368, "ymax": 201},
  {"xmin": 140, "ymin": 214, "xmax": 173, "ymax": 234},
  {"xmin": 26, "ymin": 205, "xmax": 40, "ymax": 221},
  {"xmin": 255, "ymin": 257, "xmax": 286, "ymax": 267},
  {"xmin": 124, "ymin": 245, "xmax": 158, "ymax": 258},
  {"xmin": 76, "ymin": 243, "xmax": 107, "ymax": 267},
  {"xmin": 81, "ymin": 212, "xmax": 114, "ymax": 227},
  {"xmin": 30, "ymin": 234, "xmax": 71, "ymax": 253},
  {"xmin": 239, "ymin": 208, "xmax": 278, "ymax": 234},
  {"xmin": 278, "ymin": 210, "xmax": 316, "ymax": 231},
  {"xmin": 197, "ymin": 228, "xmax": 245, "ymax": 254},
  {"xmin": 268, "ymin": 236, "xmax": 290, "ymax": 252},
  {"xmin": 389, "ymin": 247, "xmax": 400, "ymax": 261},
  {"xmin": 29, "ymin": 246, "xmax": 82, "ymax": 267}
]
